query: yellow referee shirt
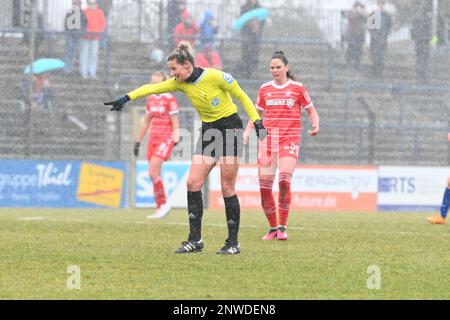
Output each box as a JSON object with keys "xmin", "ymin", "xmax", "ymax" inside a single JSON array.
[{"xmin": 127, "ymin": 68, "xmax": 260, "ymax": 123}]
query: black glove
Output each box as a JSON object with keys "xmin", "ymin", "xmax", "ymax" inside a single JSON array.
[
  {"xmin": 133, "ymin": 142, "xmax": 140, "ymax": 157},
  {"xmin": 254, "ymin": 119, "xmax": 267, "ymax": 141},
  {"xmin": 104, "ymin": 95, "xmax": 130, "ymax": 111}
]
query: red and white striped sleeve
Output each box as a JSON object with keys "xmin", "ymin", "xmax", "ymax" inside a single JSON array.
[
  {"xmin": 145, "ymin": 96, "xmax": 152, "ymax": 114},
  {"xmin": 298, "ymin": 85, "xmax": 313, "ymax": 109},
  {"xmin": 167, "ymin": 94, "xmax": 179, "ymax": 116},
  {"xmin": 255, "ymin": 83, "xmax": 269, "ymax": 111}
]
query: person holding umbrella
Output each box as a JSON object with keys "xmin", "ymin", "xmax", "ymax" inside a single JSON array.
[
  {"xmin": 239, "ymin": 0, "xmax": 266, "ymax": 78},
  {"xmin": 23, "ymin": 58, "xmax": 65, "ymax": 110}
]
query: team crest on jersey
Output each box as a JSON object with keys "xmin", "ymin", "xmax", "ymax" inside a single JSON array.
[
  {"xmin": 211, "ymin": 98, "xmax": 221, "ymax": 107},
  {"xmin": 223, "ymin": 73, "xmax": 234, "ymax": 84},
  {"xmin": 286, "ymin": 99, "xmax": 295, "ymax": 108}
]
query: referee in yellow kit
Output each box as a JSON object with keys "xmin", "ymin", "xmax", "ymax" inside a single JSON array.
[{"xmin": 105, "ymin": 41, "xmax": 267, "ymax": 254}]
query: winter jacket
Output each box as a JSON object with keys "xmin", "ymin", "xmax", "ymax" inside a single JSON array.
[{"xmin": 83, "ymin": 7, "xmax": 106, "ymax": 40}]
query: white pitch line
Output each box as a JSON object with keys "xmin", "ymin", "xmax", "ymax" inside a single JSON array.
[
  {"xmin": 167, "ymin": 222, "xmax": 450, "ymax": 238},
  {"xmin": 12, "ymin": 217, "xmax": 450, "ymax": 238},
  {"xmin": 16, "ymin": 216, "xmax": 46, "ymax": 221}
]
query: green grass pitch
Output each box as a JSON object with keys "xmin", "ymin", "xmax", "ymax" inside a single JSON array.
[{"xmin": 0, "ymin": 208, "xmax": 449, "ymax": 299}]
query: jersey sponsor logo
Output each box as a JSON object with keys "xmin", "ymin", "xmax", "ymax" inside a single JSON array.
[
  {"xmin": 223, "ymin": 73, "xmax": 234, "ymax": 84},
  {"xmin": 266, "ymin": 99, "xmax": 296, "ymax": 108},
  {"xmin": 150, "ymin": 106, "xmax": 166, "ymax": 113},
  {"xmin": 211, "ymin": 98, "xmax": 221, "ymax": 107}
]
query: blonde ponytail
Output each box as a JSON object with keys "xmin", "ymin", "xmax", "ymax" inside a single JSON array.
[{"xmin": 167, "ymin": 41, "xmax": 195, "ymax": 66}]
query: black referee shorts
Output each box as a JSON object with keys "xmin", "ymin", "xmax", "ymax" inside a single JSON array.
[{"xmin": 195, "ymin": 113, "xmax": 243, "ymax": 159}]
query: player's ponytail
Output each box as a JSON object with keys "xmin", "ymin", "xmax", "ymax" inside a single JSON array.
[
  {"xmin": 167, "ymin": 41, "xmax": 195, "ymax": 66},
  {"xmin": 272, "ymin": 51, "xmax": 297, "ymax": 81}
]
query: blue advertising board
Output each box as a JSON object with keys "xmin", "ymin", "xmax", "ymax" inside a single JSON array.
[
  {"xmin": 0, "ymin": 160, "xmax": 128, "ymax": 208},
  {"xmin": 135, "ymin": 161, "xmax": 190, "ymax": 208}
]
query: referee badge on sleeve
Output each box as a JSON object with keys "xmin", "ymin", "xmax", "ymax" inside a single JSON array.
[{"xmin": 223, "ymin": 73, "xmax": 234, "ymax": 84}]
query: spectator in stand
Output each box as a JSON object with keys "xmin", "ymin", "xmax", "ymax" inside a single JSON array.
[
  {"xmin": 80, "ymin": 0, "xmax": 106, "ymax": 80},
  {"xmin": 13, "ymin": 0, "xmax": 21, "ymax": 27},
  {"xmin": 173, "ymin": 10, "xmax": 199, "ymax": 48},
  {"xmin": 195, "ymin": 43, "xmax": 223, "ymax": 70},
  {"xmin": 23, "ymin": 73, "xmax": 53, "ymax": 110},
  {"xmin": 199, "ymin": 10, "xmax": 219, "ymax": 48},
  {"xmin": 97, "ymin": 0, "xmax": 112, "ymax": 49},
  {"xmin": 63, "ymin": 0, "xmax": 86, "ymax": 75},
  {"xmin": 345, "ymin": 2, "xmax": 367, "ymax": 70},
  {"xmin": 369, "ymin": 0, "xmax": 392, "ymax": 77},
  {"xmin": 411, "ymin": 5, "xmax": 432, "ymax": 82},
  {"xmin": 240, "ymin": 0, "xmax": 265, "ymax": 78},
  {"xmin": 167, "ymin": 0, "xmax": 187, "ymax": 51},
  {"xmin": 23, "ymin": 12, "xmax": 45, "ymax": 58}
]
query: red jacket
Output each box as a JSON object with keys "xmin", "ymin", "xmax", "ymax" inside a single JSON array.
[
  {"xmin": 83, "ymin": 8, "xmax": 106, "ymax": 40},
  {"xmin": 173, "ymin": 11, "xmax": 199, "ymax": 47},
  {"xmin": 195, "ymin": 51, "xmax": 222, "ymax": 70}
]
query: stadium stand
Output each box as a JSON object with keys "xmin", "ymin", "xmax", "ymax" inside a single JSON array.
[{"xmin": 1, "ymin": 2, "xmax": 449, "ymax": 166}]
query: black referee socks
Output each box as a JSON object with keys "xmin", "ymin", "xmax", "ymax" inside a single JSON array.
[
  {"xmin": 224, "ymin": 195, "xmax": 240, "ymax": 245},
  {"xmin": 187, "ymin": 191, "xmax": 204, "ymax": 242},
  {"xmin": 187, "ymin": 192, "xmax": 240, "ymax": 245}
]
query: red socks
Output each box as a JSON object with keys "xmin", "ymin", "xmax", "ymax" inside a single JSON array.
[
  {"xmin": 260, "ymin": 179, "xmax": 277, "ymax": 228},
  {"xmin": 152, "ymin": 177, "xmax": 166, "ymax": 208},
  {"xmin": 278, "ymin": 173, "xmax": 292, "ymax": 227}
]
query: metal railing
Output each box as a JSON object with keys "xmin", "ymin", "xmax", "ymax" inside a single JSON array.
[
  {"xmin": 338, "ymin": 83, "xmax": 450, "ymax": 165},
  {"xmin": 298, "ymin": 121, "xmax": 449, "ymax": 165},
  {"xmin": 344, "ymin": 82, "xmax": 450, "ymax": 126}
]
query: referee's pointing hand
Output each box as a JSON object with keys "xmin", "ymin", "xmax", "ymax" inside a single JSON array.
[{"xmin": 104, "ymin": 95, "xmax": 130, "ymax": 111}]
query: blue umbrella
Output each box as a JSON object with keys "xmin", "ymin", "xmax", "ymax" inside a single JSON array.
[
  {"xmin": 232, "ymin": 8, "xmax": 269, "ymax": 31},
  {"xmin": 24, "ymin": 58, "xmax": 65, "ymax": 75}
]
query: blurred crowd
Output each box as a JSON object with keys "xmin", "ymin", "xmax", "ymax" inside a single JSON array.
[
  {"xmin": 165, "ymin": 0, "xmax": 265, "ymax": 78},
  {"xmin": 18, "ymin": 0, "xmax": 450, "ymax": 111}
]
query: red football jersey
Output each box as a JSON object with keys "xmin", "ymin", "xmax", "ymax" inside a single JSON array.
[
  {"xmin": 146, "ymin": 93, "xmax": 179, "ymax": 140},
  {"xmin": 256, "ymin": 80, "xmax": 313, "ymax": 142}
]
